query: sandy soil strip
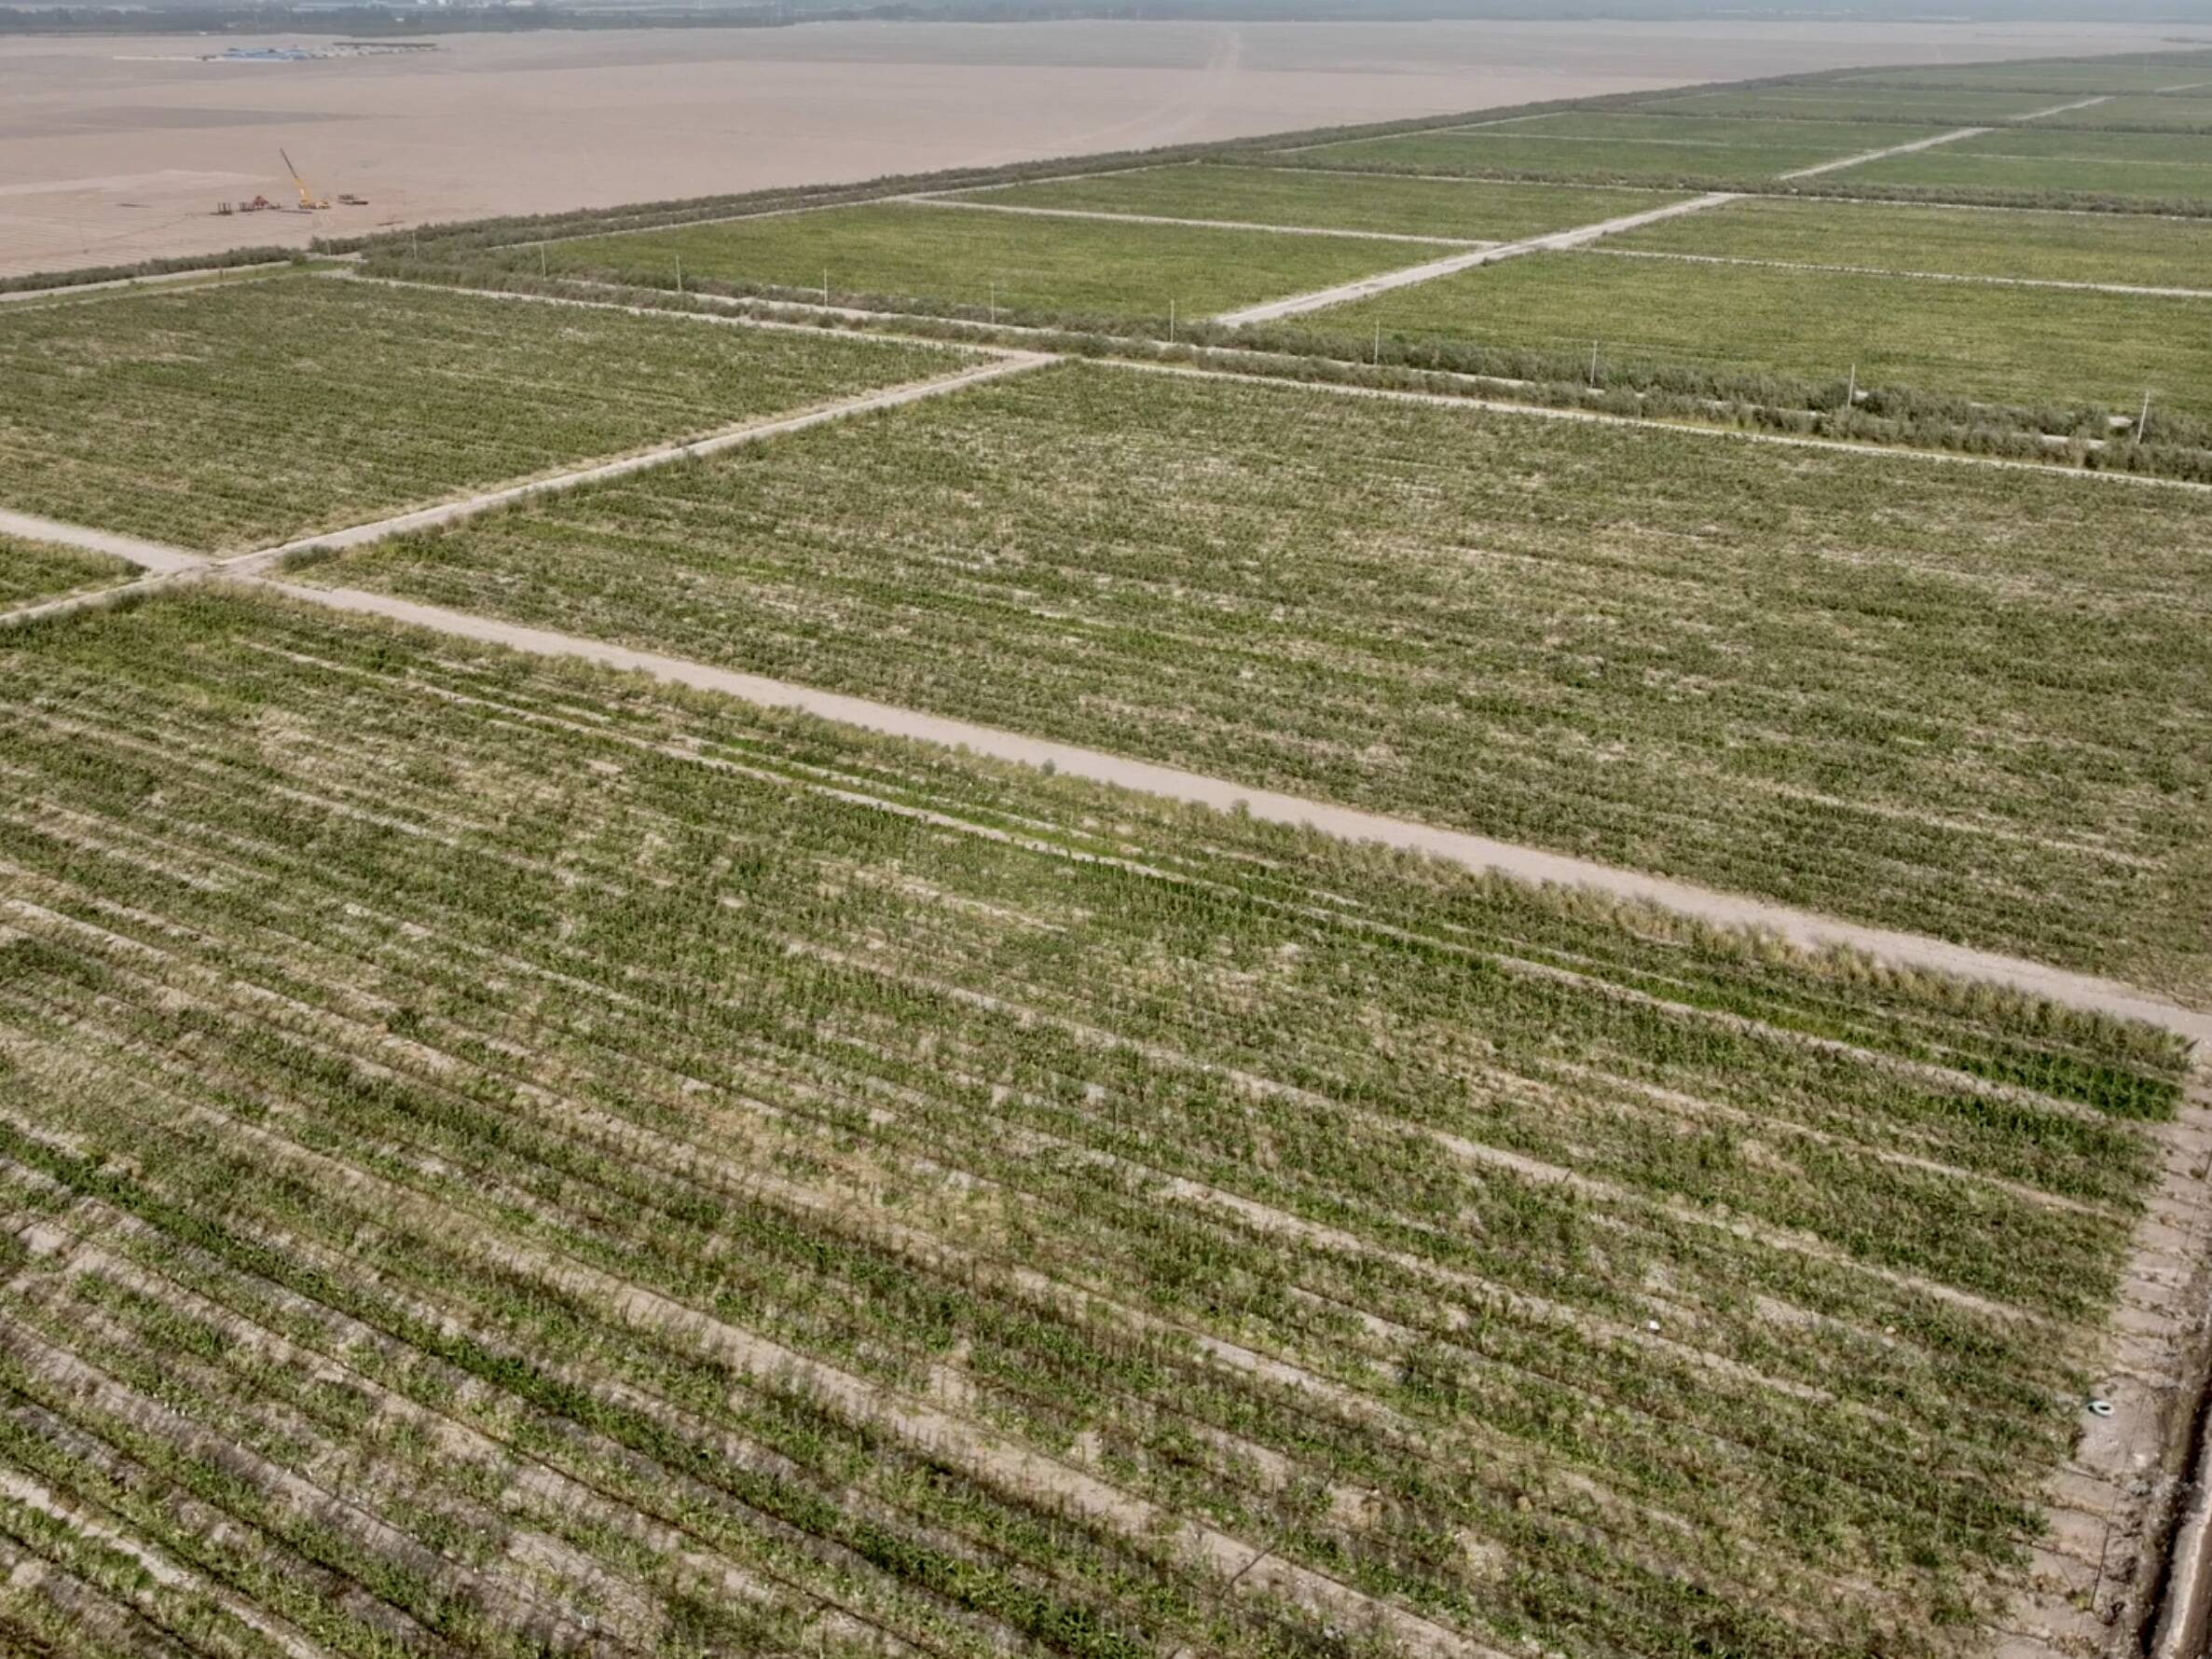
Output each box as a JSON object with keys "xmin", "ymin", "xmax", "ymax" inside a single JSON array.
[
  {"xmin": 1583, "ymin": 245, "xmax": 2212, "ymax": 298},
  {"xmin": 899, "ymin": 194, "xmax": 1491, "ymax": 247},
  {"xmin": 253, "ymin": 577, "xmax": 2212, "ymax": 1046},
  {"xmin": 0, "ymin": 508, "xmax": 203, "ymax": 573},
  {"xmin": 1210, "ymin": 191, "xmax": 1740, "ymax": 324}
]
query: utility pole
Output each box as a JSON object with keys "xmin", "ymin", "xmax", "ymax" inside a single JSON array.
[
  {"xmin": 539, "ymin": 243, "xmax": 547, "ymax": 279},
  {"xmin": 675, "ymin": 255, "xmax": 682, "ymax": 295},
  {"xmin": 1845, "ymin": 362, "xmax": 1856, "ymax": 406},
  {"xmin": 1169, "ymin": 298, "xmax": 1175, "ymax": 344},
  {"xmin": 2140, "ymin": 387, "xmax": 2153, "ymax": 440},
  {"xmin": 1587, "ymin": 339, "xmax": 1599, "ymax": 387}
]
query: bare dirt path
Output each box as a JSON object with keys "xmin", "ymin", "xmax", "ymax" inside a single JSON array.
[
  {"xmin": 1209, "ymin": 190, "xmax": 1739, "ymax": 323},
  {"xmin": 0, "ymin": 507, "xmax": 203, "ymax": 573},
  {"xmin": 1584, "ymin": 246, "xmax": 2212, "ymax": 299},
  {"xmin": 1777, "ymin": 125, "xmax": 1991, "ymax": 181},
  {"xmin": 900, "ymin": 195, "xmax": 1491, "ymax": 247},
  {"xmin": 2016, "ymin": 94, "xmax": 2120, "ymax": 120},
  {"xmin": 250, "ymin": 576, "xmax": 2212, "ymax": 1047}
]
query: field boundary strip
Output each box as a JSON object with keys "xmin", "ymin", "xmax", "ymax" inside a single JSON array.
[
  {"xmin": 0, "ymin": 258, "xmax": 297, "ymax": 308},
  {"xmin": 896, "ymin": 194, "xmax": 1495, "ymax": 247},
  {"xmin": 238, "ymin": 575, "xmax": 2212, "ymax": 1047},
  {"xmin": 1264, "ymin": 110, "xmax": 1572, "ymax": 157},
  {"xmin": 1101, "ymin": 355, "xmax": 2212, "ymax": 488},
  {"xmin": 1209, "ymin": 191, "xmax": 1740, "ymax": 324},
  {"xmin": 1582, "ymin": 245, "xmax": 2212, "ymax": 298},
  {"xmin": 385, "ymin": 270, "xmax": 2184, "ymax": 465},
  {"xmin": 2018, "ymin": 95, "xmax": 2122, "ymax": 120}
]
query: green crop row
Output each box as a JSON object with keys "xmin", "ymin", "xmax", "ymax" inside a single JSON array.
[
  {"xmin": 0, "ymin": 536, "xmax": 134, "ymax": 610},
  {"xmin": 0, "ymin": 587, "xmax": 2184, "ymax": 1657}
]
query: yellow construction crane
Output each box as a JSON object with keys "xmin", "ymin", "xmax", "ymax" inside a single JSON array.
[{"xmin": 281, "ymin": 148, "xmax": 329, "ymax": 212}]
